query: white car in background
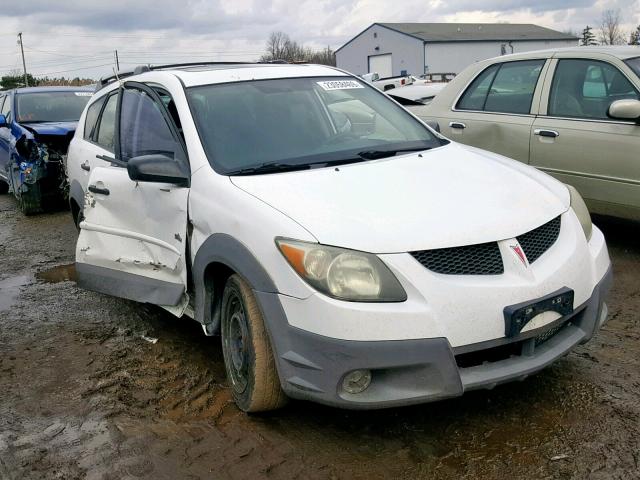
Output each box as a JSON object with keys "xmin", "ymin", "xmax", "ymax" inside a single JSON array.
[
  {"xmin": 67, "ymin": 62, "xmax": 611, "ymax": 412},
  {"xmin": 387, "ymin": 83, "xmax": 446, "ymax": 106}
]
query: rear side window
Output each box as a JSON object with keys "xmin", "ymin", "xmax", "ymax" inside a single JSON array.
[
  {"xmin": 457, "ymin": 60, "xmax": 545, "ymax": 114},
  {"xmin": 119, "ymin": 88, "xmax": 181, "ymax": 161},
  {"xmin": 83, "ymin": 97, "xmax": 105, "ymax": 140},
  {"xmin": 549, "ymin": 59, "xmax": 639, "ymax": 120},
  {"xmin": 95, "ymin": 94, "xmax": 118, "ymax": 152}
]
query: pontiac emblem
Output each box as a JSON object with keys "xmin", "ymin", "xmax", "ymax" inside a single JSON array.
[{"xmin": 510, "ymin": 244, "xmax": 528, "ymax": 267}]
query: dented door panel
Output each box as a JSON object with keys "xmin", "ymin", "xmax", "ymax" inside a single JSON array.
[{"xmin": 76, "ymin": 165, "xmax": 188, "ymax": 303}]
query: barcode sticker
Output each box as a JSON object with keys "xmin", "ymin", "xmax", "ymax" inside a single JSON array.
[
  {"xmin": 74, "ymin": 92, "xmax": 93, "ymax": 96},
  {"xmin": 317, "ymin": 80, "xmax": 364, "ymax": 91}
]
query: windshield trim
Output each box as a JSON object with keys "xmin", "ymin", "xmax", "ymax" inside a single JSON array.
[{"xmin": 185, "ymin": 75, "xmax": 448, "ymax": 176}]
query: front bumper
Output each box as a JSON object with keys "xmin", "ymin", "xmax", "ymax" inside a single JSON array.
[{"xmin": 257, "ymin": 265, "xmax": 612, "ymax": 409}]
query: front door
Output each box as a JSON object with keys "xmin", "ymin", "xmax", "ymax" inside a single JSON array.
[
  {"xmin": 530, "ymin": 57, "xmax": 640, "ymax": 219},
  {"xmin": 76, "ymin": 81, "xmax": 190, "ymax": 306}
]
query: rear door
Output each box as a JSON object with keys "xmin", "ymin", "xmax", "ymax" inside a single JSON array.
[
  {"xmin": 76, "ymin": 81, "xmax": 190, "ymax": 306},
  {"xmin": 439, "ymin": 59, "xmax": 550, "ymax": 163},
  {"xmin": 530, "ymin": 55, "xmax": 640, "ymax": 218}
]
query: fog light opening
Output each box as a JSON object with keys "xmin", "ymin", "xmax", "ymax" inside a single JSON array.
[{"xmin": 342, "ymin": 369, "xmax": 372, "ymax": 394}]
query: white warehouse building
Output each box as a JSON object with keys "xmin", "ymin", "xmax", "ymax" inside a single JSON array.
[{"xmin": 335, "ymin": 23, "xmax": 579, "ymax": 78}]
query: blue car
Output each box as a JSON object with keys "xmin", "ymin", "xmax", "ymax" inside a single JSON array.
[{"xmin": 0, "ymin": 86, "xmax": 93, "ymax": 214}]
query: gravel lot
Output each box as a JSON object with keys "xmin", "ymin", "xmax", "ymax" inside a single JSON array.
[{"xmin": 0, "ymin": 194, "xmax": 639, "ymax": 480}]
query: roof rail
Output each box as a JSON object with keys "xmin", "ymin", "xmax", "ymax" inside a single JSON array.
[{"xmin": 96, "ymin": 60, "xmax": 290, "ymax": 91}]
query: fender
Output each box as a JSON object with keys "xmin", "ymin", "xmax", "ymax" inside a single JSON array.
[{"xmin": 192, "ymin": 233, "xmax": 278, "ymax": 334}]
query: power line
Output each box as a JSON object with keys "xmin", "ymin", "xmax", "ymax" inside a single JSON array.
[{"xmin": 31, "ymin": 63, "xmax": 115, "ymax": 77}]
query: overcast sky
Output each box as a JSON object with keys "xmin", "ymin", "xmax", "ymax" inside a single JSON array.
[{"xmin": 1, "ymin": 0, "xmax": 638, "ymax": 80}]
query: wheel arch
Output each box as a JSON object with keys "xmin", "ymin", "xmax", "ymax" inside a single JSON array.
[{"xmin": 193, "ymin": 233, "xmax": 278, "ymax": 335}]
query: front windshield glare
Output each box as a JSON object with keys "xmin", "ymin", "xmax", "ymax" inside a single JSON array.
[
  {"xmin": 16, "ymin": 91, "xmax": 92, "ymax": 123},
  {"xmin": 187, "ymin": 77, "xmax": 444, "ymax": 174}
]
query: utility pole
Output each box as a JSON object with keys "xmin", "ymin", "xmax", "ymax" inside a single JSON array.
[
  {"xmin": 18, "ymin": 32, "xmax": 28, "ymax": 87},
  {"xmin": 114, "ymin": 50, "xmax": 120, "ymax": 71}
]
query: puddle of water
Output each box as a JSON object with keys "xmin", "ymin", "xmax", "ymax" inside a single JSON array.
[
  {"xmin": 0, "ymin": 275, "xmax": 32, "ymax": 312},
  {"xmin": 36, "ymin": 264, "xmax": 77, "ymax": 284}
]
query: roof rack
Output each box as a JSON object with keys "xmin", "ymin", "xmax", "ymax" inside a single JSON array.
[{"xmin": 96, "ymin": 60, "xmax": 290, "ymax": 91}]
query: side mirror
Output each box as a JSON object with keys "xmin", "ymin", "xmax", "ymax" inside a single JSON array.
[
  {"xmin": 0, "ymin": 114, "xmax": 7, "ymax": 128},
  {"xmin": 127, "ymin": 153, "xmax": 190, "ymax": 187},
  {"xmin": 608, "ymin": 99, "xmax": 640, "ymax": 123}
]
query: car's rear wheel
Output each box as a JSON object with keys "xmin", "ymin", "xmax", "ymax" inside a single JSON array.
[{"xmin": 221, "ymin": 274, "xmax": 287, "ymax": 412}]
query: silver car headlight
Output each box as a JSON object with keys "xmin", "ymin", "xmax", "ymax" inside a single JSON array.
[
  {"xmin": 276, "ymin": 238, "xmax": 407, "ymax": 302},
  {"xmin": 567, "ymin": 185, "xmax": 592, "ymax": 241}
]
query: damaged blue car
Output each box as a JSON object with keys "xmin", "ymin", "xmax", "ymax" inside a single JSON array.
[{"xmin": 0, "ymin": 86, "xmax": 93, "ymax": 214}]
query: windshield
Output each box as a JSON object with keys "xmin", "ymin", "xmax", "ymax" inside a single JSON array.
[
  {"xmin": 187, "ymin": 76, "xmax": 445, "ymax": 174},
  {"xmin": 625, "ymin": 57, "xmax": 640, "ymax": 79},
  {"xmin": 16, "ymin": 91, "xmax": 92, "ymax": 123}
]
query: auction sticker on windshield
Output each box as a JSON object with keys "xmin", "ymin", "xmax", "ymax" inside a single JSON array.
[{"xmin": 317, "ymin": 80, "xmax": 364, "ymax": 90}]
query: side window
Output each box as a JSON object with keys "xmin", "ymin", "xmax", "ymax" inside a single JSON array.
[
  {"xmin": 119, "ymin": 88, "xmax": 181, "ymax": 161},
  {"xmin": 95, "ymin": 94, "xmax": 118, "ymax": 152},
  {"xmin": 457, "ymin": 64, "xmax": 500, "ymax": 111},
  {"xmin": 457, "ymin": 60, "xmax": 544, "ymax": 114},
  {"xmin": 83, "ymin": 96, "xmax": 106, "ymax": 140},
  {"xmin": 549, "ymin": 59, "xmax": 639, "ymax": 120}
]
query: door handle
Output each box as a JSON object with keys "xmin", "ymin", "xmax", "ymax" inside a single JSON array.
[
  {"xmin": 81, "ymin": 162, "xmax": 90, "ymax": 171},
  {"xmin": 534, "ymin": 129, "xmax": 559, "ymax": 138},
  {"xmin": 88, "ymin": 185, "xmax": 110, "ymax": 196},
  {"xmin": 449, "ymin": 121, "xmax": 466, "ymax": 130}
]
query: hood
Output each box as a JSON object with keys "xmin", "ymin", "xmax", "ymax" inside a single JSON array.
[
  {"xmin": 231, "ymin": 143, "xmax": 570, "ymax": 253},
  {"xmin": 21, "ymin": 121, "xmax": 77, "ymax": 136}
]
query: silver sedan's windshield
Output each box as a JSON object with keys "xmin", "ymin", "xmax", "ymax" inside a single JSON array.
[{"xmin": 187, "ymin": 76, "xmax": 445, "ymax": 174}]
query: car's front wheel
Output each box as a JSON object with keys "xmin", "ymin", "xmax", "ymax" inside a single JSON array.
[{"xmin": 221, "ymin": 274, "xmax": 287, "ymax": 412}]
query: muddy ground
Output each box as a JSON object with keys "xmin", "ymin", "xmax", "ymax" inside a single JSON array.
[{"xmin": 0, "ymin": 194, "xmax": 638, "ymax": 480}]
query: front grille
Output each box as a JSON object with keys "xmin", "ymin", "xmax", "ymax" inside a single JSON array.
[
  {"xmin": 410, "ymin": 215, "xmax": 561, "ymax": 276},
  {"xmin": 517, "ymin": 216, "xmax": 561, "ymax": 264},
  {"xmin": 410, "ymin": 241, "xmax": 503, "ymax": 275}
]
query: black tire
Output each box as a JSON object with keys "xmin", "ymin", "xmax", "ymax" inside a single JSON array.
[
  {"xmin": 0, "ymin": 180, "xmax": 8, "ymax": 194},
  {"xmin": 18, "ymin": 183, "xmax": 42, "ymax": 216},
  {"xmin": 221, "ymin": 274, "xmax": 288, "ymax": 412}
]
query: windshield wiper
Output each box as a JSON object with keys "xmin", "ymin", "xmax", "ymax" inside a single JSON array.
[
  {"xmin": 357, "ymin": 147, "xmax": 432, "ymax": 160},
  {"xmin": 229, "ymin": 161, "xmax": 312, "ymax": 176}
]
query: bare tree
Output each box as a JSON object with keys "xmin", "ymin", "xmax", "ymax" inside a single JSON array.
[{"xmin": 599, "ymin": 9, "xmax": 626, "ymax": 45}]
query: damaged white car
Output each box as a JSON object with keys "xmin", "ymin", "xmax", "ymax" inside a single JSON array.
[{"xmin": 67, "ymin": 63, "xmax": 612, "ymax": 412}]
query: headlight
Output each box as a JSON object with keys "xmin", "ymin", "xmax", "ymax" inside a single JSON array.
[
  {"xmin": 567, "ymin": 185, "xmax": 592, "ymax": 241},
  {"xmin": 276, "ymin": 238, "xmax": 407, "ymax": 302}
]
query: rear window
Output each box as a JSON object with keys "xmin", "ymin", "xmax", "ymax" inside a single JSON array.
[{"xmin": 16, "ymin": 91, "xmax": 92, "ymax": 123}]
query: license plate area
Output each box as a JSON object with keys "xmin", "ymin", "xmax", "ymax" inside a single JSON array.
[{"xmin": 504, "ymin": 287, "xmax": 574, "ymax": 338}]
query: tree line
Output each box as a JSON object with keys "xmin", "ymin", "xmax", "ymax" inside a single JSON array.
[
  {"xmin": 1, "ymin": 71, "xmax": 94, "ymax": 90},
  {"xmin": 259, "ymin": 32, "xmax": 336, "ymax": 65},
  {"xmin": 580, "ymin": 9, "xmax": 640, "ymax": 46}
]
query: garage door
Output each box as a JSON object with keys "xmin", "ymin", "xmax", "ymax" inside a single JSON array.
[{"xmin": 369, "ymin": 54, "xmax": 392, "ymax": 78}]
